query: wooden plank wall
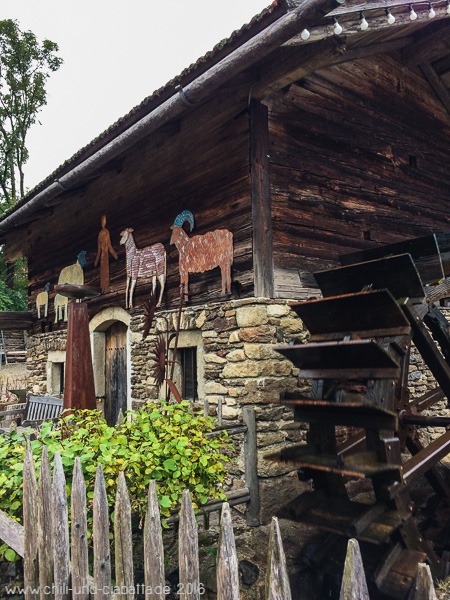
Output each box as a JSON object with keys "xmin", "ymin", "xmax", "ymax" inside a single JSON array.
[
  {"xmin": 268, "ymin": 55, "xmax": 450, "ymax": 299},
  {"xmin": 25, "ymin": 78, "xmax": 254, "ymax": 332}
]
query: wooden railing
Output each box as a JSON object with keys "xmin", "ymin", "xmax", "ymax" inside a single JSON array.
[{"xmin": 0, "ymin": 443, "xmax": 439, "ymax": 599}]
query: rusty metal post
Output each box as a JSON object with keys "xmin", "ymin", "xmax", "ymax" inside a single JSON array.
[{"xmin": 64, "ymin": 301, "xmax": 96, "ymax": 411}]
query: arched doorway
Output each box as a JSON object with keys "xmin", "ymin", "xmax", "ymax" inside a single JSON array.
[
  {"xmin": 89, "ymin": 307, "xmax": 131, "ymax": 425},
  {"xmin": 105, "ymin": 321, "xmax": 127, "ymax": 425}
]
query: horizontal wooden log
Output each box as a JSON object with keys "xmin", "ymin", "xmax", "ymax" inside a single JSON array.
[{"xmin": 0, "ymin": 312, "xmax": 32, "ymax": 330}]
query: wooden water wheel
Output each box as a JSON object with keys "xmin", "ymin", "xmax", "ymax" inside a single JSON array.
[{"xmin": 267, "ymin": 233, "xmax": 450, "ymax": 598}]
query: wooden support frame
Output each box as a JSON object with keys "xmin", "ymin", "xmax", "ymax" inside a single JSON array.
[{"xmin": 419, "ymin": 61, "xmax": 450, "ymax": 116}]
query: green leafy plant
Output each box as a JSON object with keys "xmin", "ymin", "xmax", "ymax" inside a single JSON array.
[
  {"xmin": 0, "ymin": 402, "xmax": 232, "ymax": 561},
  {"xmin": 0, "ymin": 255, "xmax": 27, "ymax": 310}
]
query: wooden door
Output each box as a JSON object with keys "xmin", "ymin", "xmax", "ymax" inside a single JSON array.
[{"xmin": 105, "ymin": 321, "xmax": 127, "ymax": 425}]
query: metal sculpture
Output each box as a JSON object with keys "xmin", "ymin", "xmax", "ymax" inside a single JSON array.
[
  {"xmin": 148, "ymin": 288, "xmax": 185, "ymax": 402},
  {"xmin": 119, "ymin": 228, "xmax": 166, "ymax": 309},
  {"xmin": 94, "ymin": 214, "xmax": 118, "ymax": 292},
  {"xmin": 170, "ymin": 210, "xmax": 233, "ymax": 301},
  {"xmin": 36, "ymin": 282, "xmax": 51, "ymax": 318}
]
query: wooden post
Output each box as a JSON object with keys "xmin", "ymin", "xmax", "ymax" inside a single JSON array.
[
  {"xmin": 250, "ymin": 99, "xmax": 274, "ymax": 299},
  {"xmin": 265, "ymin": 517, "xmax": 291, "ymax": 600},
  {"xmin": 216, "ymin": 503, "xmax": 239, "ymax": 600},
  {"xmin": 64, "ymin": 301, "xmax": 96, "ymax": 410},
  {"xmin": 243, "ymin": 407, "xmax": 260, "ymax": 526},
  {"xmin": 114, "ymin": 472, "xmax": 134, "ymax": 600},
  {"xmin": 71, "ymin": 457, "xmax": 89, "ymax": 600},
  {"xmin": 339, "ymin": 539, "xmax": 370, "ymax": 600},
  {"xmin": 408, "ymin": 563, "xmax": 437, "ymax": 600},
  {"xmin": 143, "ymin": 481, "xmax": 165, "ymax": 600},
  {"xmin": 38, "ymin": 446, "xmax": 53, "ymax": 600},
  {"xmin": 178, "ymin": 490, "xmax": 200, "ymax": 600},
  {"xmin": 23, "ymin": 439, "xmax": 39, "ymax": 600},
  {"xmin": 52, "ymin": 452, "xmax": 70, "ymax": 600},
  {"xmin": 93, "ymin": 464, "xmax": 111, "ymax": 598}
]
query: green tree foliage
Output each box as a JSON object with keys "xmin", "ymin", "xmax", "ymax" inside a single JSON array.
[
  {"xmin": 0, "ymin": 255, "xmax": 27, "ymax": 310},
  {"xmin": 0, "ymin": 404, "xmax": 233, "ymax": 561},
  {"xmin": 0, "ymin": 19, "xmax": 62, "ymax": 309},
  {"xmin": 0, "ymin": 19, "xmax": 62, "ymax": 209}
]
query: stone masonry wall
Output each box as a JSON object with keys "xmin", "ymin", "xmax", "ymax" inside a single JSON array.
[
  {"xmin": 129, "ymin": 298, "xmax": 309, "ymax": 508},
  {"xmin": 26, "ymin": 331, "xmax": 67, "ymax": 395}
]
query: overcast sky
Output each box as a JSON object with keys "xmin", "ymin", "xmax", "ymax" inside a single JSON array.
[{"xmin": 1, "ymin": 0, "xmax": 270, "ymax": 191}]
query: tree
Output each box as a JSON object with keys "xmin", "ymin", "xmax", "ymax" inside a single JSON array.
[
  {"xmin": 0, "ymin": 19, "xmax": 63, "ymax": 210},
  {"xmin": 0, "ymin": 19, "xmax": 62, "ymax": 309}
]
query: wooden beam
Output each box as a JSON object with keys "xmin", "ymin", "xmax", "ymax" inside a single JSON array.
[
  {"xmin": 254, "ymin": 36, "xmax": 411, "ymax": 100},
  {"xmin": 253, "ymin": 37, "xmax": 347, "ymax": 100},
  {"xmin": 250, "ymin": 100, "xmax": 275, "ymax": 298},
  {"xmin": 285, "ymin": 4, "xmax": 450, "ymax": 47},
  {"xmin": 0, "ymin": 311, "xmax": 32, "ymax": 330},
  {"xmin": 419, "ymin": 61, "xmax": 450, "ymax": 115}
]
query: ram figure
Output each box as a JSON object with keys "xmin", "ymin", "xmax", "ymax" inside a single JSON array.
[{"xmin": 170, "ymin": 210, "xmax": 233, "ymax": 301}]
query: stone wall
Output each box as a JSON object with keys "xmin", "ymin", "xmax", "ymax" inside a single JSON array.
[
  {"xmin": 26, "ymin": 331, "xmax": 67, "ymax": 395},
  {"xmin": 131, "ymin": 299, "xmax": 306, "ymax": 453}
]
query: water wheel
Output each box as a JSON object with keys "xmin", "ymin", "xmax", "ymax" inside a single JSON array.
[{"xmin": 267, "ymin": 233, "xmax": 450, "ymax": 598}]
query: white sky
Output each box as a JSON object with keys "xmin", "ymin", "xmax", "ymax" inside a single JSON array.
[{"xmin": 0, "ymin": 0, "xmax": 270, "ymax": 191}]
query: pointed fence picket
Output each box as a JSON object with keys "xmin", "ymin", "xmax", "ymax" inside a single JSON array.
[
  {"xmin": 3, "ymin": 448, "xmax": 440, "ymax": 599},
  {"xmin": 38, "ymin": 446, "xmax": 53, "ymax": 600},
  {"xmin": 23, "ymin": 440, "xmax": 38, "ymax": 599},
  {"xmin": 71, "ymin": 457, "xmax": 88, "ymax": 600}
]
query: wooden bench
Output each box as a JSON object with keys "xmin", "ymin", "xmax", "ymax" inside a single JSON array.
[{"xmin": 0, "ymin": 395, "xmax": 63, "ymax": 429}]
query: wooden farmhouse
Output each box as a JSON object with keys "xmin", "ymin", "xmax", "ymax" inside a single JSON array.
[{"xmin": 4, "ymin": 0, "xmax": 450, "ymax": 594}]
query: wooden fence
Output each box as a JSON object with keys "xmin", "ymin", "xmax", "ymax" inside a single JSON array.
[{"xmin": 0, "ymin": 442, "xmax": 440, "ymax": 599}]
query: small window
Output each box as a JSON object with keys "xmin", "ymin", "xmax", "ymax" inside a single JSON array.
[
  {"xmin": 165, "ymin": 331, "xmax": 204, "ymax": 403},
  {"xmin": 51, "ymin": 362, "xmax": 65, "ymax": 396},
  {"xmin": 180, "ymin": 347, "xmax": 198, "ymax": 401}
]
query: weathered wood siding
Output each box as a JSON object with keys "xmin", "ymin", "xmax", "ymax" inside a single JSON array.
[
  {"xmin": 268, "ymin": 56, "xmax": 450, "ymax": 299},
  {"xmin": 26, "ymin": 78, "xmax": 254, "ymax": 330}
]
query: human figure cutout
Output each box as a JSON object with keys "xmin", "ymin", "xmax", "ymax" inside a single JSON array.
[{"xmin": 95, "ymin": 214, "xmax": 118, "ymax": 292}]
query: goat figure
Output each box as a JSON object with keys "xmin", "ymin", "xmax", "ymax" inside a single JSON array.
[
  {"xmin": 119, "ymin": 228, "xmax": 166, "ymax": 309},
  {"xmin": 36, "ymin": 282, "xmax": 51, "ymax": 319},
  {"xmin": 54, "ymin": 251, "xmax": 87, "ymax": 321},
  {"xmin": 170, "ymin": 210, "xmax": 233, "ymax": 301},
  {"xmin": 58, "ymin": 250, "xmax": 86, "ymax": 286},
  {"xmin": 54, "ymin": 293, "xmax": 68, "ymax": 323}
]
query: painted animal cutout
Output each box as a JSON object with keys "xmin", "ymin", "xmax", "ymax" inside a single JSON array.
[
  {"xmin": 36, "ymin": 282, "xmax": 51, "ymax": 319},
  {"xmin": 58, "ymin": 250, "xmax": 86, "ymax": 286},
  {"xmin": 54, "ymin": 251, "xmax": 86, "ymax": 321},
  {"xmin": 119, "ymin": 228, "xmax": 166, "ymax": 309},
  {"xmin": 54, "ymin": 294, "xmax": 68, "ymax": 323},
  {"xmin": 170, "ymin": 210, "xmax": 233, "ymax": 301}
]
